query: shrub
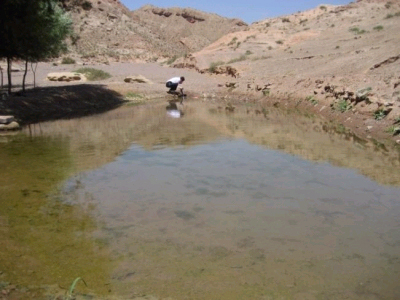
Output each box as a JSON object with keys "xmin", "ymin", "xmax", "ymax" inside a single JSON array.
[
  {"xmin": 74, "ymin": 67, "xmax": 112, "ymax": 81},
  {"xmin": 373, "ymin": 25, "xmax": 384, "ymax": 31},
  {"xmin": 349, "ymin": 27, "xmax": 367, "ymax": 34},
  {"xmin": 275, "ymin": 40, "xmax": 284, "ymax": 45},
  {"xmin": 62, "ymin": 57, "xmax": 76, "ymax": 64},
  {"xmin": 82, "ymin": 1, "xmax": 92, "ymax": 10},
  {"xmin": 228, "ymin": 37, "xmax": 238, "ymax": 46},
  {"xmin": 320, "ymin": 5, "xmax": 327, "ymax": 10},
  {"xmin": 385, "ymin": 13, "xmax": 394, "ymax": 19},
  {"xmin": 282, "ymin": 18, "xmax": 290, "ymax": 23},
  {"xmin": 245, "ymin": 50, "xmax": 253, "ymax": 55}
]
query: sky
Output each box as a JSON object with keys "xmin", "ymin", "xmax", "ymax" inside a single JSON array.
[{"xmin": 120, "ymin": 0, "xmax": 353, "ymax": 24}]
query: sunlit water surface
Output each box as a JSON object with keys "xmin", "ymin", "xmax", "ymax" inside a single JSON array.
[{"xmin": 1, "ymin": 100, "xmax": 399, "ymax": 300}]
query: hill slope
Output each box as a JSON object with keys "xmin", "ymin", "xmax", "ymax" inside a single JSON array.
[
  {"xmin": 174, "ymin": 0, "xmax": 400, "ymax": 125},
  {"xmin": 61, "ymin": 0, "xmax": 247, "ymax": 63}
]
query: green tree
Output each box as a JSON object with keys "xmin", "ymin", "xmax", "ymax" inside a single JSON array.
[{"xmin": 0, "ymin": 0, "xmax": 72, "ymax": 93}]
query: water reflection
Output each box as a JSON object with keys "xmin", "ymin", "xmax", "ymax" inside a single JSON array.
[{"xmin": 2, "ymin": 100, "xmax": 399, "ymax": 299}]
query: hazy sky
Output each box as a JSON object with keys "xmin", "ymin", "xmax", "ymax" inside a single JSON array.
[{"xmin": 120, "ymin": 0, "xmax": 353, "ymax": 24}]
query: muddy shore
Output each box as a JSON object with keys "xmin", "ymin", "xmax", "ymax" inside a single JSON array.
[{"xmin": 1, "ymin": 61, "xmax": 399, "ymax": 148}]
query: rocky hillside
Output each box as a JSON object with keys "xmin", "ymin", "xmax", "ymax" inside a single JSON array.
[
  {"xmin": 130, "ymin": 5, "xmax": 247, "ymax": 57},
  {"xmin": 60, "ymin": 0, "xmax": 247, "ymax": 63},
  {"xmin": 174, "ymin": 0, "xmax": 400, "ymax": 126}
]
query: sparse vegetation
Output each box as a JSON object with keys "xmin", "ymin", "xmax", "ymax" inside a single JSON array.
[
  {"xmin": 386, "ymin": 126, "xmax": 400, "ymax": 135},
  {"xmin": 166, "ymin": 55, "xmax": 178, "ymax": 65},
  {"xmin": 374, "ymin": 108, "xmax": 387, "ymax": 120},
  {"xmin": 373, "ymin": 25, "xmax": 384, "ymax": 31},
  {"xmin": 276, "ymin": 40, "xmax": 284, "ymax": 45},
  {"xmin": 349, "ymin": 27, "xmax": 367, "ymax": 34},
  {"xmin": 208, "ymin": 61, "xmax": 225, "ymax": 72},
  {"xmin": 320, "ymin": 5, "xmax": 327, "ymax": 10},
  {"xmin": 245, "ymin": 50, "xmax": 253, "ymax": 55},
  {"xmin": 282, "ymin": 17, "xmax": 290, "ymax": 23},
  {"xmin": 234, "ymin": 41, "xmax": 241, "ymax": 50},
  {"xmin": 300, "ymin": 19, "xmax": 308, "ymax": 25},
  {"xmin": 74, "ymin": 67, "xmax": 112, "ymax": 81},
  {"xmin": 228, "ymin": 37, "xmax": 238, "ymax": 46},
  {"xmin": 61, "ymin": 57, "xmax": 76, "ymax": 64},
  {"xmin": 65, "ymin": 277, "xmax": 87, "ymax": 300},
  {"xmin": 385, "ymin": 13, "xmax": 394, "ymax": 19},
  {"xmin": 306, "ymin": 95, "xmax": 318, "ymax": 105},
  {"xmin": 335, "ymin": 45, "xmax": 340, "ymax": 49},
  {"xmin": 335, "ymin": 99, "xmax": 352, "ymax": 112},
  {"xmin": 227, "ymin": 55, "xmax": 247, "ymax": 64},
  {"xmin": 81, "ymin": 1, "xmax": 92, "ymax": 10}
]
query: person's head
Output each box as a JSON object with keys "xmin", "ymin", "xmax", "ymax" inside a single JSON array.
[{"xmin": 180, "ymin": 76, "xmax": 185, "ymax": 83}]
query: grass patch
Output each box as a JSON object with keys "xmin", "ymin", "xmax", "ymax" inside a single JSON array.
[
  {"xmin": 227, "ymin": 55, "xmax": 247, "ymax": 64},
  {"xmin": 373, "ymin": 25, "xmax": 384, "ymax": 31},
  {"xmin": 333, "ymin": 99, "xmax": 352, "ymax": 112},
  {"xmin": 386, "ymin": 126, "xmax": 400, "ymax": 135},
  {"xmin": 61, "ymin": 57, "xmax": 76, "ymax": 64},
  {"xmin": 306, "ymin": 95, "xmax": 318, "ymax": 106},
  {"xmin": 374, "ymin": 108, "xmax": 387, "ymax": 120},
  {"xmin": 74, "ymin": 67, "xmax": 112, "ymax": 81},
  {"xmin": 166, "ymin": 55, "xmax": 178, "ymax": 65}
]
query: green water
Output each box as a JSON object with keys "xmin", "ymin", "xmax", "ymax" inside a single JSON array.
[{"xmin": 1, "ymin": 101, "xmax": 399, "ymax": 299}]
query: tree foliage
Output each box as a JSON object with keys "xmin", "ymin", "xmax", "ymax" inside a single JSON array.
[{"xmin": 0, "ymin": 0, "xmax": 72, "ymax": 92}]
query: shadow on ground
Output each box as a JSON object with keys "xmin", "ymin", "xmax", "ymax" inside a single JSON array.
[{"xmin": 0, "ymin": 84, "xmax": 126, "ymax": 125}]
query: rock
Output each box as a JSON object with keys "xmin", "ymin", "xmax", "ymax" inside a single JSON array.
[
  {"xmin": 124, "ymin": 75, "xmax": 153, "ymax": 84},
  {"xmin": 0, "ymin": 116, "xmax": 14, "ymax": 124},
  {"xmin": 47, "ymin": 72, "xmax": 86, "ymax": 82},
  {"xmin": 0, "ymin": 121, "xmax": 20, "ymax": 131}
]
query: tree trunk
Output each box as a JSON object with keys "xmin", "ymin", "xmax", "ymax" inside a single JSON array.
[
  {"xmin": 22, "ymin": 60, "xmax": 28, "ymax": 93},
  {"xmin": 7, "ymin": 57, "xmax": 12, "ymax": 94},
  {"xmin": 0, "ymin": 66, "xmax": 3, "ymax": 90},
  {"xmin": 31, "ymin": 62, "xmax": 38, "ymax": 88}
]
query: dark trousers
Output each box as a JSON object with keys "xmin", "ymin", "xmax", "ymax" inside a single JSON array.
[{"xmin": 166, "ymin": 81, "xmax": 178, "ymax": 91}]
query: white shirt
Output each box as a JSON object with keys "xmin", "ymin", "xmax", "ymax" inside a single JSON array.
[{"xmin": 167, "ymin": 77, "xmax": 181, "ymax": 84}]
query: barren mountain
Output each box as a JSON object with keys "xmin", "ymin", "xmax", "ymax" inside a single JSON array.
[
  {"xmin": 61, "ymin": 0, "xmax": 247, "ymax": 63},
  {"xmin": 130, "ymin": 5, "xmax": 247, "ymax": 57},
  {"xmin": 174, "ymin": 0, "xmax": 400, "ymax": 127}
]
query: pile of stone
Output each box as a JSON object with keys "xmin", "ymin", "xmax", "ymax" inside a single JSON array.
[{"xmin": 0, "ymin": 116, "xmax": 20, "ymax": 131}]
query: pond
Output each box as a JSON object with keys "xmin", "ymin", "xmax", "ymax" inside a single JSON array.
[{"xmin": 1, "ymin": 100, "xmax": 399, "ymax": 300}]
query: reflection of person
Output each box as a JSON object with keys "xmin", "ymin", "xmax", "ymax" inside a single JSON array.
[
  {"xmin": 166, "ymin": 102, "xmax": 184, "ymax": 118},
  {"xmin": 166, "ymin": 76, "xmax": 185, "ymax": 94}
]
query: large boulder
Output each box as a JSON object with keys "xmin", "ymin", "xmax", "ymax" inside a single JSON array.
[
  {"xmin": 124, "ymin": 75, "xmax": 153, "ymax": 84},
  {"xmin": 47, "ymin": 72, "xmax": 86, "ymax": 82}
]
